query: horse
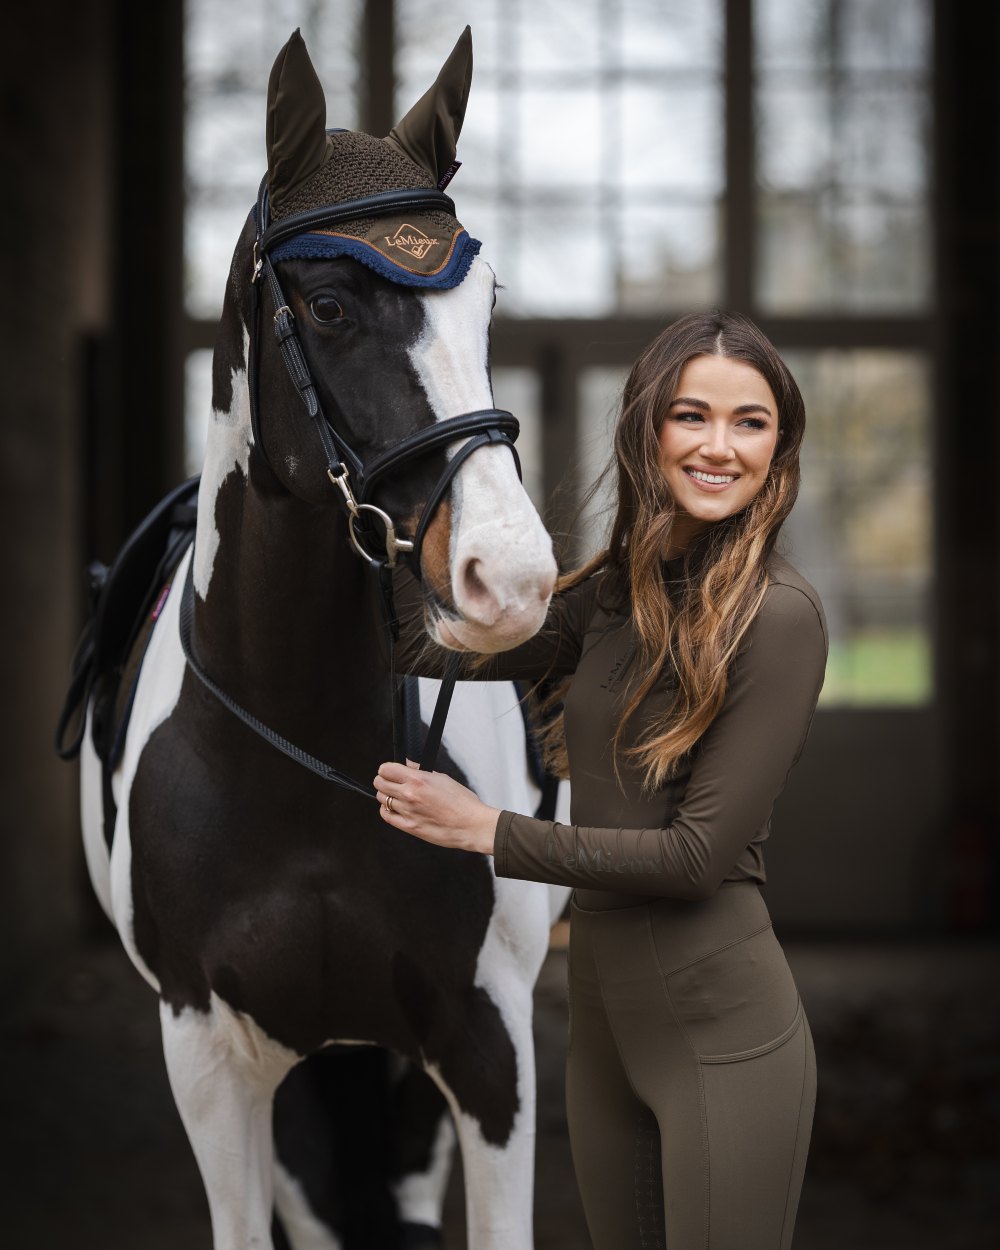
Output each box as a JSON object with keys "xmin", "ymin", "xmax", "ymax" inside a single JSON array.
[{"xmin": 61, "ymin": 26, "xmax": 570, "ymax": 1250}]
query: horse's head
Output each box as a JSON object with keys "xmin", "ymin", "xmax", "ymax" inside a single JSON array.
[{"xmin": 225, "ymin": 28, "xmax": 555, "ymax": 653}]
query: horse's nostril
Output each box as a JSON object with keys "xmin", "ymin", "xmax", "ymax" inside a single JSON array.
[
  {"xmin": 459, "ymin": 557, "xmax": 503, "ymax": 624},
  {"xmin": 463, "ymin": 557, "xmax": 489, "ymax": 602},
  {"xmin": 455, "ymin": 550, "xmax": 553, "ymax": 632}
]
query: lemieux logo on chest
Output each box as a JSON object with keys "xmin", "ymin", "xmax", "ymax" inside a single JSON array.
[{"xmin": 600, "ymin": 644, "xmax": 636, "ymax": 691}]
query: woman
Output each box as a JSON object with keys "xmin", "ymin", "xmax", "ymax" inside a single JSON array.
[{"xmin": 376, "ymin": 310, "xmax": 827, "ymax": 1249}]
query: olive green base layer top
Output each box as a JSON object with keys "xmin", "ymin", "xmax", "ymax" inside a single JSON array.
[
  {"xmin": 395, "ymin": 554, "xmax": 828, "ymax": 909},
  {"xmin": 567, "ymin": 884, "xmax": 815, "ymax": 1249}
]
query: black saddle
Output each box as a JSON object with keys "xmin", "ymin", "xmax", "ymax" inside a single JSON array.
[{"xmin": 55, "ymin": 476, "xmax": 200, "ymax": 772}]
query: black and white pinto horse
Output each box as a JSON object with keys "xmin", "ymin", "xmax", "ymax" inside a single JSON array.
[{"xmin": 73, "ymin": 28, "xmax": 569, "ymax": 1250}]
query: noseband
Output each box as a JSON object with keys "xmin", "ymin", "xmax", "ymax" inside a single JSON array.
[{"xmin": 248, "ymin": 176, "xmax": 521, "ymax": 572}]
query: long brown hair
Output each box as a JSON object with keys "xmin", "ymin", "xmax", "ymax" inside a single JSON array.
[{"xmin": 542, "ymin": 310, "xmax": 806, "ymax": 789}]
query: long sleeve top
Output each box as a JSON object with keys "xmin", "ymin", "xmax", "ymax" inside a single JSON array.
[{"xmin": 394, "ymin": 552, "xmax": 827, "ymax": 910}]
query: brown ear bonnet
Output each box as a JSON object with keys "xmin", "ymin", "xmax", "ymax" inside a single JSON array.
[{"xmin": 264, "ymin": 27, "xmax": 479, "ymax": 288}]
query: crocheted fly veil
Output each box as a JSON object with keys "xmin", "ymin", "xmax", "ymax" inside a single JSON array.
[{"xmin": 265, "ymin": 28, "xmax": 479, "ymax": 289}]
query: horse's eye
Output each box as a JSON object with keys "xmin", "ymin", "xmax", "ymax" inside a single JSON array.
[{"xmin": 309, "ymin": 294, "xmax": 344, "ymax": 324}]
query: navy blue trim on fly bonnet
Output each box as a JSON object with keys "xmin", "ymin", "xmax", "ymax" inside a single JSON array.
[
  {"xmin": 268, "ymin": 231, "xmax": 480, "ymax": 289},
  {"xmin": 268, "ymin": 214, "xmax": 481, "ymax": 290}
]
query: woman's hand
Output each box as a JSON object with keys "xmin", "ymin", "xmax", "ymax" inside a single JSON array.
[{"xmin": 374, "ymin": 760, "xmax": 500, "ymax": 855}]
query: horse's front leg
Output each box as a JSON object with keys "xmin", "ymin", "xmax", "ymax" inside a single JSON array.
[
  {"xmin": 160, "ymin": 994, "xmax": 298, "ymax": 1250},
  {"xmin": 429, "ymin": 987, "xmax": 538, "ymax": 1250},
  {"xmin": 386, "ymin": 1057, "xmax": 456, "ymax": 1246}
]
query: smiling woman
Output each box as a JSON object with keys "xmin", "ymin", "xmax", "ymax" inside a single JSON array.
[{"xmin": 380, "ymin": 309, "xmax": 825, "ymax": 1249}]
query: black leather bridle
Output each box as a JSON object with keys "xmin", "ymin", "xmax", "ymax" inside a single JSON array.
[
  {"xmin": 249, "ymin": 175, "xmax": 521, "ymax": 572},
  {"xmin": 178, "ymin": 173, "xmax": 523, "ymax": 798}
]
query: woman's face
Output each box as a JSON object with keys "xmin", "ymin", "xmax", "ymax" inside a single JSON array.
[{"xmin": 657, "ymin": 354, "xmax": 779, "ymax": 538}]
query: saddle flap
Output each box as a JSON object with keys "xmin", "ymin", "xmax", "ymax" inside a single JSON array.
[{"xmin": 55, "ymin": 476, "xmax": 201, "ymax": 761}]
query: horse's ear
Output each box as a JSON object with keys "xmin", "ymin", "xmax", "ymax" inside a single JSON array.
[
  {"xmin": 386, "ymin": 26, "xmax": 472, "ymax": 183},
  {"xmin": 266, "ymin": 29, "xmax": 329, "ymax": 207}
]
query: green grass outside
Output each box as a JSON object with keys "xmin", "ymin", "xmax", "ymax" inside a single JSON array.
[{"xmin": 820, "ymin": 628, "xmax": 931, "ymax": 706}]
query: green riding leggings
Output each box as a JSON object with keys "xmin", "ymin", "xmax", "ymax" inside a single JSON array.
[{"xmin": 566, "ymin": 884, "xmax": 815, "ymax": 1249}]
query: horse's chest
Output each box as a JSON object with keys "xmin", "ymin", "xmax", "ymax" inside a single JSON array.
[{"xmin": 127, "ymin": 689, "xmax": 497, "ymax": 1054}]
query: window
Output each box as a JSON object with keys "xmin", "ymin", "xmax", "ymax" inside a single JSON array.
[
  {"xmin": 754, "ymin": 0, "xmax": 933, "ymax": 703},
  {"xmin": 184, "ymin": 0, "xmax": 361, "ymax": 320},
  {"xmin": 755, "ymin": 0, "xmax": 931, "ymax": 311},
  {"xmin": 396, "ymin": 0, "xmax": 725, "ymax": 316},
  {"xmin": 781, "ymin": 349, "xmax": 931, "ymax": 704}
]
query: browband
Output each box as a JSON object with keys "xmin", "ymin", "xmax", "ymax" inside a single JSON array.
[{"xmin": 256, "ymin": 188, "xmax": 458, "ymax": 261}]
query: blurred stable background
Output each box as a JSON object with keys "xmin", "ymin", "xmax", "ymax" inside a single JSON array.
[{"xmin": 1, "ymin": 0, "xmax": 998, "ymax": 1246}]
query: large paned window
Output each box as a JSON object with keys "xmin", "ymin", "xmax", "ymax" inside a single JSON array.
[
  {"xmin": 753, "ymin": 0, "xmax": 933, "ymax": 702},
  {"xmin": 755, "ymin": 0, "xmax": 930, "ymax": 312},
  {"xmin": 183, "ymin": 0, "xmax": 933, "ymax": 707},
  {"xmin": 782, "ymin": 349, "xmax": 931, "ymax": 703},
  {"xmin": 396, "ymin": 0, "xmax": 724, "ymax": 315},
  {"xmin": 185, "ymin": 1, "xmax": 361, "ymax": 318}
]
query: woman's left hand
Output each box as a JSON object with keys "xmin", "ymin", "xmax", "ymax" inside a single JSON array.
[{"xmin": 374, "ymin": 760, "xmax": 500, "ymax": 855}]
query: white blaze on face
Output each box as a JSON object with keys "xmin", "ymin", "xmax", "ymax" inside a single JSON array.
[{"xmin": 409, "ymin": 257, "xmax": 556, "ymax": 652}]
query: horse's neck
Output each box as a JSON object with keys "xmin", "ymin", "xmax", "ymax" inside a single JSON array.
[{"xmin": 192, "ymin": 449, "xmax": 389, "ymax": 736}]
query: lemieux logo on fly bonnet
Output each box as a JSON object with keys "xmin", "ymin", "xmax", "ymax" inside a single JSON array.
[{"xmin": 384, "ymin": 223, "xmax": 439, "ymax": 260}]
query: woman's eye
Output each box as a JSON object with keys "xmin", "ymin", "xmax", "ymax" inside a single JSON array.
[
  {"xmin": 309, "ymin": 294, "xmax": 344, "ymax": 324},
  {"xmin": 674, "ymin": 411, "xmax": 704, "ymax": 423},
  {"xmin": 740, "ymin": 417, "xmax": 767, "ymax": 431}
]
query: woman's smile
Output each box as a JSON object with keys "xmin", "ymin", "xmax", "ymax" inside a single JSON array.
[{"xmin": 683, "ymin": 465, "xmax": 741, "ymax": 490}]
